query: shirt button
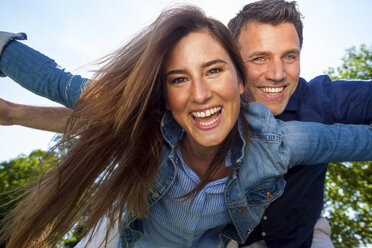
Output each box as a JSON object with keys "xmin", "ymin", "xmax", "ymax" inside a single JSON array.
[
  {"xmin": 247, "ymin": 228, "xmax": 254, "ymax": 234},
  {"xmin": 262, "ymin": 232, "xmax": 266, "ymax": 237},
  {"xmin": 263, "ymin": 216, "xmax": 268, "ymax": 220},
  {"xmin": 238, "ymin": 207, "xmax": 246, "ymax": 213},
  {"xmin": 266, "ymin": 192, "xmax": 273, "ymax": 200},
  {"xmin": 193, "ymin": 216, "xmax": 197, "ymax": 220}
]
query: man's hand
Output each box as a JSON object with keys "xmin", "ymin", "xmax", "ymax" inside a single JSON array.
[
  {"xmin": 0, "ymin": 97, "xmax": 72, "ymax": 133},
  {"xmin": 0, "ymin": 97, "xmax": 14, "ymax": 125}
]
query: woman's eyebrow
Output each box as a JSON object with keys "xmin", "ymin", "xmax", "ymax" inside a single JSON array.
[
  {"xmin": 165, "ymin": 59, "xmax": 227, "ymax": 78},
  {"xmin": 202, "ymin": 59, "xmax": 227, "ymax": 68},
  {"xmin": 165, "ymin": 69, "xmax": 186, "ymax": 78}
]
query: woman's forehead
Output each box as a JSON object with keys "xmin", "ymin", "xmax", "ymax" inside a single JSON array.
[{"xmin": 164, "ymin": 31, "xmax": 232, "ymax": 71}]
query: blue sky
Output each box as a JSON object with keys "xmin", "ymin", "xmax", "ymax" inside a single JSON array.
[{"xmin": 0, "ymin": 0, "xmax": 371, "ymax": 162}]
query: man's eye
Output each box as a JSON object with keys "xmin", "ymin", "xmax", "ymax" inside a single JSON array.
[
  {"xmin": 207, "ymin": 68, "xmax": 221, "ymax": 75},
  {"xmin": 251, "ymin": 57, "xmax": 266, "ymax": 63},
  {"xmin": 284, "ymin": 55, "xmax": 296, "ymax": 61}
]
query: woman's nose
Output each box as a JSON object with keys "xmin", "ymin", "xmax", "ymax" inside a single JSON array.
[{"xmin": 191, "ymin": 78, "xmax": 212, "ymax": 103}]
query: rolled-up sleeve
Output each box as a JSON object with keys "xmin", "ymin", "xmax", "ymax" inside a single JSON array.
[{"xmin": 0, "ymin": 34, "xmax": 88, "ymax": 109}]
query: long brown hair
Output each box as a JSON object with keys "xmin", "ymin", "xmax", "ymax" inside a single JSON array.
[{"xmin": 1, "ymin": 5, "xmax": 248, "ymax": 248}]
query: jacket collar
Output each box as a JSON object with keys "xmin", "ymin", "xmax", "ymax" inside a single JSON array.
[{"xmin": 160, "ymin": 110, "xmax": 247, "ymax": 168}]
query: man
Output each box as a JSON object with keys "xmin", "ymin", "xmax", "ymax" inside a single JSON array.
[
  {"xmin": 0, "ymin": 1, "xmax": 371, "ymax": 247},
  {"xmin": 227, "ymin": 1, "xmax": 371, "ymax": 247}
]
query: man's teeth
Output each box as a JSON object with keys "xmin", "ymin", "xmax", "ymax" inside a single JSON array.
[
  {"xmin": 191, "ymin": 107, "xmax": 221, "ymax": 118},
  {"xmin": 262, "ymin": 87, "xmax": 284, "ymax": 93}
]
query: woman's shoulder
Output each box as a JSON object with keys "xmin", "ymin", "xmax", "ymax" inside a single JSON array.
[{"xmin": 241, "ymin": 102, "xmax": 280, "ymax": 136}]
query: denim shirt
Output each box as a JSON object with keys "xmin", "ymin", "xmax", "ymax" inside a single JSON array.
[
  {"xmin": 1, "ymin": 33, "xmax": 372, "ymax": 247},
  {"xmin": 118, "ymin": 102, "xmax": 372, "ymax": 247}
]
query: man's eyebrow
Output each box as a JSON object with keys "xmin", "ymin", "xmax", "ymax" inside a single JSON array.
[
  {"xmin": 246, "ymin": 50, "xmax": 271, "ymax": 58},
  {"xmin": 286, "ymin": 48, "xmax": 300, "ymax": 54},
  {"xmin": 165, "ymin": 59, "xmax": 227, "ymax": 78},
  {"xmin": 246, "ymin": 48, "xmax": 300, "ymax": 58}
]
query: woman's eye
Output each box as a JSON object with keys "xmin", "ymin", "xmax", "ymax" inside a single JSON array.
[
  {"xmin": 171, "ymin": 77, "xmax": 187, "ymax": 84},
  {"xmin": 207, "ymin": 68, "xmax": 221, "ymax": 75}
]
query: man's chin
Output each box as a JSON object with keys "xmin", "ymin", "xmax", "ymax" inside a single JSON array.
[
  {"xmin": 266, "ymin": 103, "xmax": 287, "ymax": 116},
  {"xmin": 257, "ymin": 99, "xmax": 287, "ymax": 116}
]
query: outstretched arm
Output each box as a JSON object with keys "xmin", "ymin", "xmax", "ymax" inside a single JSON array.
[
  {"xmin": 280, "ymin": 120, "xmax": 372, "ymax": 168},
  {"xmin": 0, "ymin": 32, "xmax": 88, "ymax": 108},
  {"xmin": 0, "ymin": 97, "xmax": 71, "ymax": 133}
]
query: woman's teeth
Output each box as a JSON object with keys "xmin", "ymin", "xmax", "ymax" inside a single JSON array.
[
  {"xmin": 191, "ymin": 107, "xmax": 222, "ymax": 126},
  {"xmin": 191, "ymin": 107, "xmax": 221, "ymax": 118}
]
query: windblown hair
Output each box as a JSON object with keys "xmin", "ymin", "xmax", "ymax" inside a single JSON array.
[
  {"xmin": 228, "ymin": 0, "xmax": 304, "ymax": 48},
  {"xmin": 0, "ymin": 5, "xmax": 248, "ymax": 248}
]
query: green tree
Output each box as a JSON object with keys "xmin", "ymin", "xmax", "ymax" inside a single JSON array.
[
  {"xmin": 324, "ymin": 44, "xmax": 372, "ymax": 247},
  {"xmin": 327, "ymin": 44, "xmax": 372, "ymax": 80},
  {"xmin": 0, "ymin": 150, "xmax": 56, "ymax": 247},
  {"xmin": 0, "ymin": 150, "xmax": 56, "ymax": 221},
  {"xmin": 0, "ymin": 137, "xmax": 82, "ymax": 247}
]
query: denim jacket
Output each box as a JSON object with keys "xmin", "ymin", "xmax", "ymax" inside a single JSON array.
[
  {"xmin": 119, "ymin": 102, "xmax": 372, "ymax": 247},
  {"xmin": 1, "ymin": 33, "xmax": 372, "ymax": 247}
]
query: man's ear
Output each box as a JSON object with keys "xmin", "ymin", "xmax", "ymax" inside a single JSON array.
[{"xmin": 239, "ymin": 79, "xmax": 244, "ymax": 94}]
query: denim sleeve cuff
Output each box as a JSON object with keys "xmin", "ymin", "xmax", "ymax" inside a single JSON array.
[{"xmin": 0, "ymin": 31, "xmax": 27, "ymax": 77}]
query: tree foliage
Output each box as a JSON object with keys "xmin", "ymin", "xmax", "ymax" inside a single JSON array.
[
  {"xmin": 0, "ymin": 150, "xmax": 56, "ymax": 247},
  {"xmin": 324, "ymin": 44, "xmax": 372, "ymax": 247},
  {"xmin": 327, "ymin": 44, "xmax": 372, "ymax": 80},
  {"xmin": 325, "ymin": 162, "xmax": 371, "ymax": 247},
  {"xmin": 0, "ymin": 150, "xmax": 56, "ymax": 221},
  {"xmin": 0, "ymin": 137, "xmax": 82, "ymax": 247}
]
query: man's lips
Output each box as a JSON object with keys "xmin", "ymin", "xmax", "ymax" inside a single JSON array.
[{"xmin": 258, "ymin": 86, "xmax": 287, "ymax": 98}]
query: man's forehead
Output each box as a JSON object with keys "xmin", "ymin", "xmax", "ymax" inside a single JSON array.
[{"xmin": 238, "ymin": 22, "xmax": 300, "ymax": 51}]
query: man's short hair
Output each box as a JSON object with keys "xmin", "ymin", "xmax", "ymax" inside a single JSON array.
[{"xmin": 228, "ymin": 0, "xmax": 304, "ymax": 48}]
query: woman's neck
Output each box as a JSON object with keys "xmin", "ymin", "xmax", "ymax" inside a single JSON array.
[{"xmin": 179, "ymin": 135, "xmax": 232, "ymax": 180}]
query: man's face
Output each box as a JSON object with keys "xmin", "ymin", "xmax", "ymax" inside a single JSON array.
[{"xmin": 238, "ymin": 22, "xmax": 301, "ymax": 116}]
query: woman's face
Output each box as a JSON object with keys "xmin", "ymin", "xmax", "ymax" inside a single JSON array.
[{"xmin": 164, "ymin": 31, "xmax": 244, "ymax": 149}]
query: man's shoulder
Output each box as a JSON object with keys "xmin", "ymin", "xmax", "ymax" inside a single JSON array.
[
  {"xmin": 285, "ymin": 75, "xmax": 372, "ymax": 123},
  {"xmin": 296, "ymin": 74, "xmax": 372, "ymax": 93},
  {"xmin": 295, "ymin": 75, "xmax": 332, "ymax": 94}
]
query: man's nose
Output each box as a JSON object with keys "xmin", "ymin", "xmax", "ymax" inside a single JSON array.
[{"xmin": 266, "ymin": 60, "xmax": 286, "ymax": 82}]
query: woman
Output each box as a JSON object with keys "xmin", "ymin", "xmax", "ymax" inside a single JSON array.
[{"xmin": 1, "ymin": 5, "xmax": 371, "ymax": 248}]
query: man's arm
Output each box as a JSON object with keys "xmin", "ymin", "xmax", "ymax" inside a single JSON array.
[
  {"xmin": 0, "ymin": 32, "xmax": 88, "ymax": 108},
  {"xmin": 306, "ymin": 76, "xmax": 372, "ymax": 124},
  {"xmin": 0, "ymin": 98, "xmax": 71, "ymax": 133}
]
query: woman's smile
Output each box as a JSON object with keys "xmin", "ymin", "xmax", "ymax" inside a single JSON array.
[{"xmin": 190, "ymin": 106, "xmax": 223, "ymax": 130}]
